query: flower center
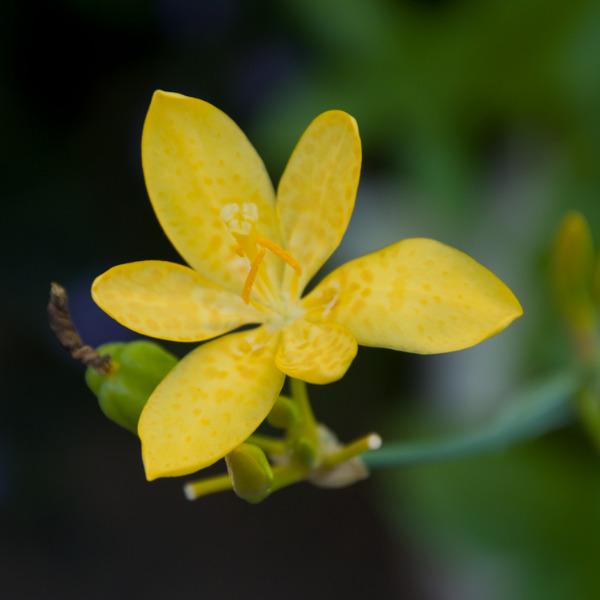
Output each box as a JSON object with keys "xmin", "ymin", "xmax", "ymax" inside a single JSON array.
[{"xmin": 221, "ymin": 203, "xmax": 302, "ymax": 305}]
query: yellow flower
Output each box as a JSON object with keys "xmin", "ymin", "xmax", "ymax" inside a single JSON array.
[{"xmin": 92, "ymin": 91, "xmax": 523, "ymax": 481}]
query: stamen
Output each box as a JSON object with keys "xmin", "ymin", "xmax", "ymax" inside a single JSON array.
[
  {"xmin": 256, "ymin": 236, "xmax": 302, "ymax": 275},
  {"xmin": 221, "ymin": 202, "xmax": 258, "ymax": 236},
  {"xmin": 221, "ymin": 202, "xmax": 302, "ymax": 304},
  {"xmin": 242, "ymin": 247, "xmax": 267, "ymax": 304}
]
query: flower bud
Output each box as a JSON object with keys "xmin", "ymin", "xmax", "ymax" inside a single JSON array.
[
  {"xmin": 85, "ymin": 340, "xmax": 177, "ymax": 433},
  {"xmin": 226, "ymin": 443, "xmax": 273, "ymax": 503},
  {"xmin": 552, "ymin": 211, "xmax": 596, "ymax": 332},
  {"xmin": 267, "ymin": 395, "xmax": 299, "ymax": 429},
  {"xmin": 291, "ymin": 436, "xmax": 319, "ymax": 468}
]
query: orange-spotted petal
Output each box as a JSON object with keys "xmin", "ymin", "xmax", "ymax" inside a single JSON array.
[
  {"xmin": 275, "ymin": 319, "xmax": 358, "ymax": 384},
  {"xmin": 92, "ymin": 261, "xmax": 263, "ymax": 342},
  {"xmin": 303, "ymin": 238, "xmax": 523, "ymax": 354},
  {"xmin": 142, "ymin": 91, "xmax": 281, "ymax": 297},
  {"xmin": 276, "ymin": 110, "xmax": 361, "ymax": 296},
  {"xmin": 139, "ymin": 327, "xmax": 284, "ymax": 480}
]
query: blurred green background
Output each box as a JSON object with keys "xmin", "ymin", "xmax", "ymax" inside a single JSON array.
[{"xmin": 3, "ymin": 0, "xmax": 600, "ymax": 598}]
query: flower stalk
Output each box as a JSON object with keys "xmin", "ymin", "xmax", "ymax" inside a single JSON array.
[{"xmin": 183, "ymin": 379, "xmax": 381, "ymax": 502}]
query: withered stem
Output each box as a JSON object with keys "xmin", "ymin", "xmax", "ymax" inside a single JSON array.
[{"xmin": 48, "ymin": 282, "xmax": 112, "ymax": 374}]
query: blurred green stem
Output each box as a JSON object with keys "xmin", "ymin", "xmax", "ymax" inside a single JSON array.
[{"xmin": 365, "ymin": 371, "xmax": 577, "ymax": 469}]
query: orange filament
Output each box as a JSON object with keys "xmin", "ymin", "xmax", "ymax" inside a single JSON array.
[
  {"xmin": 242, "ymin": 247, "xmax": 267, "ymax": 304},
  {"xmin": 256, "ymin": 236, "xmax": 302, "ymax": 275},
  {"xmin": 240, "ymin": 236, "xmax": 302, "ymax": 304}
]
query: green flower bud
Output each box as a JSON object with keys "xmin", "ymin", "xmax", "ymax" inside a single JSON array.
[
  {"xmin": 267, "ymin": 395, "xmax": 299, "ymax": 429},
  {"xmin": 85, "ymin": 340, "xmax": 177, "ymax": 433},
  {"xmin": 552, "ymin": 211, "xmax": 596, "ymax": 332},
  {"xmin": 291, "ymin": 436, "xmax": 319, "ymax": 469},
  {"xmin": 226, "ymin": 443, "xmax": 273, "ymax": 503}
]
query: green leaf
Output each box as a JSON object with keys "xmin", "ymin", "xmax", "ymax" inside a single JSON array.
[{"xmin": 364, "ymin": 371, "xmax": 579, "ymax": 468}]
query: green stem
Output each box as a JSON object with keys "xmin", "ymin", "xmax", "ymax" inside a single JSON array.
[
  {"xmin": 247, "ymin": 434, "xmax": 287, "ymax": 455},
  {"xmin": 183, "ymin": 473, "xmax": 232, "ymax": 500},
  {"xmin": 364, "ymin": 371, "xmax": 577, "ymax": 469},
  {"xmin": 289, "ymin": 378, "xmax": 319, "ymax": 466},
  {"xmin": 290, "ymin": 378, "xmax": 317, "ymax": 431},
  {"xmin": 321, "ymin": 433, "xmax": 382, "ymax": 469},
  {"xmin": 270, "ymin": 463, "xmax": 308, "ymax": 492}
]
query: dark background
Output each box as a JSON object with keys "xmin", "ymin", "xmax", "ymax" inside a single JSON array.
[{"xmin": 3, "ymin": 1, "xmax": 600, "ymax": 599}]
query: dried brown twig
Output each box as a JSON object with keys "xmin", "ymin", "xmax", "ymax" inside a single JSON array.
[{"xmin": 48, "ymin": 282, "xmax": 112, "ymax": 374}]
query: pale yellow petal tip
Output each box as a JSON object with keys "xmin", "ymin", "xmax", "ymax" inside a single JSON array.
[
  {"xmin": 312, "ymin": 110, "xmax": 361, "ymax": 150},
  {"xmin": 514, "ymin": 297, "xmax": 525, "ymax": 319},
  {"xmin": 149, "ymin": 89, "xmax": 220, "ymax": 115},
  {"xmin": 141, "ymin": 452, "xmax": 201, "ymax": 482},
  {"xmin": 90, "ymin": 275, "xmax": 101, "ymax": 304},
  {"xmin": 144, "ymin": 469, "xmax": 158, "ymax": 483},
  {"xmin": 507, "ymin": 284, "xmax": 525, "ymax": 320},
  {"xmin": 317, "ymin": 108, "xmax": 359, "ymax": 128},
  {"xmin": 90, "ymin": 271, "xmax": 112, "ymax": 311},
  {"xmin": 140, "ymin": 429, "xmax": 219, "ymax": 481},
  {"xmin": 140, "ymin": 428, "xmax": 206, "ymax": 482},
  {"xmin": 481, "ymin": 288, "xmax": 524, "ymax": 343},
  {"xmin": 151, "ymin": 89, "xmax": 190, "ymax": 103},
  {"xmin": 146, "ymin": 90, "xmax": 222, "ymax": 129},
  {"xmin": 142, "ymin": 458, "xmax": 168, "ymax": 482}
]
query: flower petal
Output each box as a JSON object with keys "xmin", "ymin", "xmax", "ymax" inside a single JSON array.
[
  {"xmin": 303, "ymin": 238, "xmax": 523, "ymax": 354},
  {"xmin": 92, "ymin": 261, "xmax": 263, "ymax": 342},
  {"xmin": 275, "ymin": 319, "xmax": 358, "ymax": 384},
  {"xmin": 142, "ymin": 91, "xmax": 281, "ymax": 295},
  {"xmin": 277, "ymin": 110, "xmax": 361, "ymax": 295},
  {"xmin": 139, "ymin": 327, "xmax": 283, "ymax": 480}
]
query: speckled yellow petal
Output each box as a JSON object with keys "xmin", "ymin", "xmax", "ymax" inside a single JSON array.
[
  {"xmin": 139, "ymin": 327, "xmax": 283, "ymax": 480},
  {"xmin": 92, "ymin": 261, "xmax": 263, "ymax": 342},
  {"xmin": 275, "ymin": 319, "xmax": 358, "ymax": 384},
  {"xmin": 277, "ymin": 110, "xmax": 361, "ymax": 295},
  {"xmin": 303, "ymin": 238, "xmax": 523, "ymax": 354},
  {"xmin": 142, "ymin": 91, "xmax": 281, "ymax": 295}
]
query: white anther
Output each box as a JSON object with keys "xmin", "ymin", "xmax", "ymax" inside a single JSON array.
[
  {"xmin": 242, "ymin": 202, "xmax": 258, "ymax": 222},
  {"xmin": 220, "ymin": 203, "xmax": 239, "ymax": 222},
  {"xmin": 220, "ymin": 202, "xmax": 259, "ymax": 236}
]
